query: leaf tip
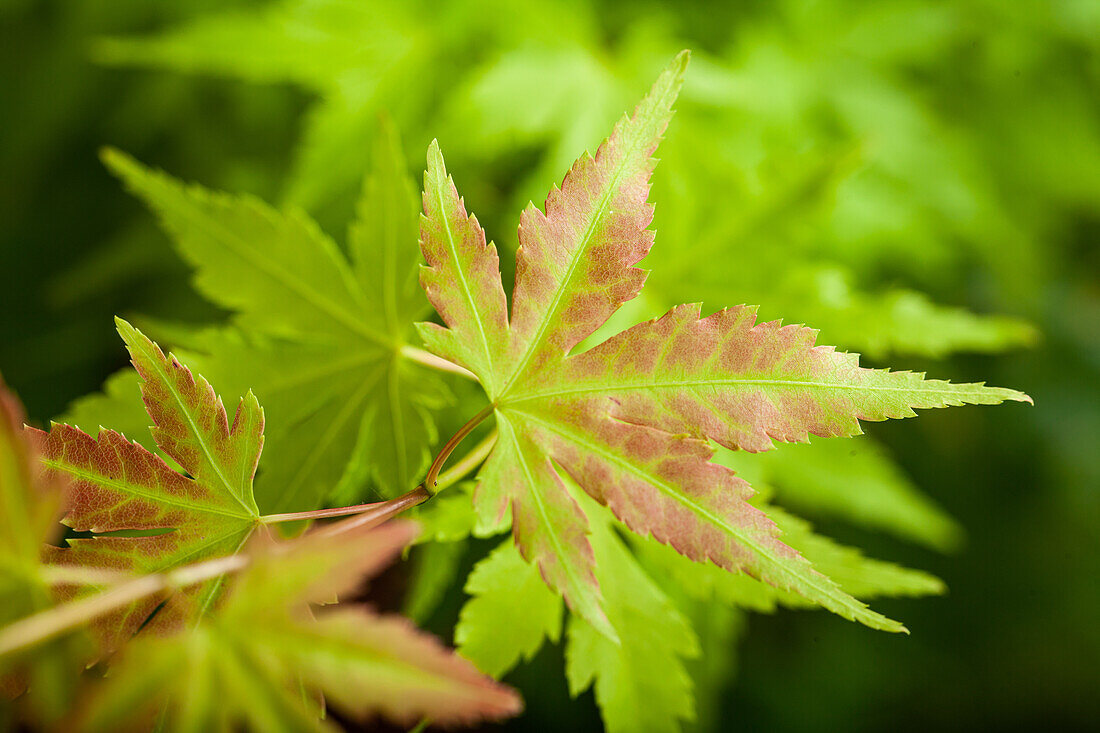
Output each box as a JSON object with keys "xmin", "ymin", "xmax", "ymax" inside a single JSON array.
[
  {"xmin": 671, "ymin": 48, "xmax": 691, "ymax": 76},
  {"xmin": 113, "ymin": 315, "xmax": 136, "ymax": 340},
  {"xmin": 426, "ymin": 138, "xmax": 443, "ymax": 165},
  {"xmin": 99, "ymin": 146, "xmax": 137, "ymax": 179}
]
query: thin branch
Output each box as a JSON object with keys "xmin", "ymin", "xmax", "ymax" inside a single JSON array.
[{"xmin": 400, "ymin": 345, "xmax": 476, "ymax": 380}]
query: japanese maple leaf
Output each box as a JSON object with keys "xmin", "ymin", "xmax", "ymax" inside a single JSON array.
[
  {"xmin": 79, "ymin": 522, "xmax": 522, "ymax": 731},
  {"xmin": 417, "ymin": 51, "xmax": 1029, "ymax": 637},
  {"xmin": 100, "ymin": 117, "xmax": 446, "ymax": 511},
  {"xmin": 28, "ymin": 318, "xmax": 265, "ymax": 651}
]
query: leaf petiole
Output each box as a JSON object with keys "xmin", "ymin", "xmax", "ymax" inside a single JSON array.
[{"xmin": 424, "ymin": 404, "xmax": 495, "ymax": 492}]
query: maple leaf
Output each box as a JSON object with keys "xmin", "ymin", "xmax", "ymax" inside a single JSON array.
[
  {"xmin": 78, "ymin": 521, "xmax": 522, "ymax": 731},
  {"xmin": 100, "ymin": 117, "xmax": 447, "ymax": 510},
  {"xmin": 563, "ymin": 492, "xmax": 700, "ymax": 733},
  {"xmin": 456, "ymin": 539, "xmax": 563, "ymax": 678},
  {"xmin": 28, "ymin": 319, "xmax": 266, "ymax": 652},
  {"xmin": 0, "ymin": 377, "xmax": 85, "ymax": 721},
  {"xmin": 417, "ymin": 51, "xmax": 1030, "ymax": 637}
]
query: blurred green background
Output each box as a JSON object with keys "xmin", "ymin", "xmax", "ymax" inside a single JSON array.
[{"xmin": 1, "ymin": 0, "xmax": 1097, "ymax": 730}]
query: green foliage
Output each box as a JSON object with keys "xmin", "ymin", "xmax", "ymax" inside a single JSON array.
[
  {"xmin": 456, "ymin": 540, "xmax": 562, "ymax": 678},
  {"xmin": 99, "ymin": 119, "xmax": 449, "ymax": 510},
  {"xmin": 92, "ymin": 0, "xmax": 1082, "ymax": 362},
  {"xmin": 2, "ymin": 333, "xmax": 519, "ymax": 731},
  {"xmin": 746, "ymin": 438, "xmax": 964, "ymax": 552},
  {"xmin": 564, "ymin": 491, "xmax": 700, "ymax": 733},
  {"xmin": 5, "ymin": 0, "xmax": 1085, "ymax": 728},
  {"xmin": 1, "ymin": 48, "xmax": 1032, "ymax": 733}
]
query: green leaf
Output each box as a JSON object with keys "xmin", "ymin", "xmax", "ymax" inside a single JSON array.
[
  {"xmin": 417, "ymin": 51, "xmax": 1027, "ymax": 638},
  {"xmin": 564, "ymin": 495, "xmax": 700, "ymax": 733},
  {"xmin": 456, "ymin": 539, "xmax": 562, "ymax": 678},
  {"xmin": 29, "ymin": 320, "xmax": 264, "ymax": 652},
  {"xmin": 101, "ymin": 120, "xmax": 446, "ymax": 510},
  {"xmin": 78, "ymin": 522, "xmax": 523, "ymax": 731},
  {"xmin": 756, "ymin": 438, "xmax": 963, "ymax": 551},
  {"xmin": 96, "ymin": 1, "xmax": 443, "ymax": 213}
]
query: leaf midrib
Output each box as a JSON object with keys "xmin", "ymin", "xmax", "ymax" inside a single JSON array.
[
  {"xmin": 181, "ymin": 195, "xmax": 387, "ymax": 347},
  {"xmin": 500, "ymin": 376, "xmax": 1010, "ymax": 406},
  {"xmin": 498, "ymin": 137, "xmax": 643, "ymax": 401},
  {"xmin": 134, "ymin": 335, "xmax": 258, "ymax": 517}
]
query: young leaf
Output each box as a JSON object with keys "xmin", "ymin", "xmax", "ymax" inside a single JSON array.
[
  {"xmin": 455, "ymin": 539, "xmax": 562, "ymax": 678},
  {"xmin": 564, "ymin": 493, "xmax": 700, "ymax": 733},
  {"xmin": 102, "ymin": 118, "xmax": 446, "ymax": 509},
  {"xmin": 417, "ymin": 51, "xmax": 1029, "ymax": 636},
  {"xmin": 78, "ymin": 522, "xmax": 522, "ymax": 731},
  {"xmin": 28, "ymin": 320, "xmax": 264, "ymax": 652}
]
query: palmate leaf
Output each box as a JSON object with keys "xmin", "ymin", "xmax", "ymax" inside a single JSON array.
[
  {"xmin": 28, "ymin": 319, "xmax": 266, "ymax": 652},
  {"xmin": 79, "ymin": 522, "xmax": 522, "ymax": 731},
  {"xmin": 101, "ymin": 118, "xmax": 446, "ymax": 510},
  {"xmin": 418, "ymin": 51, "xmax": 1029, "ymax": 639}
]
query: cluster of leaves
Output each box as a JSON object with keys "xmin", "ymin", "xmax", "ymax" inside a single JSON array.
[
  {"xmin": 91, "ymin": 0, "xmax": 1100, "ymax": 353},
  {"xmin": 71, "ymin": 1, "xmax": 1075, "ymax": 606},
  {"xmin": 3, "ymin": 52, "xmax": 1033, "ymax": 732},
  {"xmin": 0, "ymin": 337, "xmax": 519, "ymax": 729}
]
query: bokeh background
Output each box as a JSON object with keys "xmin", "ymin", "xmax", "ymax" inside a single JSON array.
[{"xmin": 1, "ymin": 1, "xmax": 1097, "ymax": 731}]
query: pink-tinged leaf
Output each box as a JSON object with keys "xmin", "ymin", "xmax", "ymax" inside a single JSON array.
[
  {"xmin": 417, "ymin": 141, "xmax": 511, "ymax": 395},
  {"xmin": 287, "ymin": 608, "xmax": 523, "ymax": 726},
  {"xmin": 500, "ymin": 52, "xmax": 688, "ymax": 395},
  {"xmin": 27, "ymin": 321, "xmax": 263, "ymax": 651},
  {"xmin": 513, "ymin": 402, "xmax": 903, "ymax": 631},
  {"xmin": 520, "ymin": 303, "xmax": 1033, "ymax": 451},
  {"xmin": 475, "ymin": 413, "xmax": 615, "ymax": 642},
  {"xmin": 80, "ymin": 522, "xmax": 521, "ymax": 731},
  {"xmin": 415, "ymin": 51, "xmax": 1029, "ymax": 634},
  {"xmin": 116, "ymin": 317, "xmax": 263, "ymax": 514}
]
